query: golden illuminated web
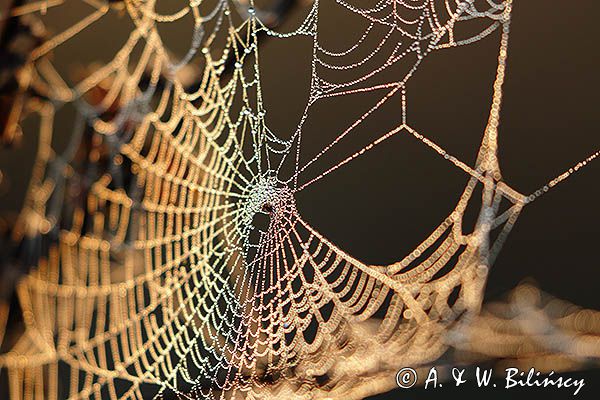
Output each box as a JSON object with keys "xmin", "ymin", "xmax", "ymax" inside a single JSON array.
[{"xmin": 0, "ymin": 0, "xmax": 598, "ymax": 399}]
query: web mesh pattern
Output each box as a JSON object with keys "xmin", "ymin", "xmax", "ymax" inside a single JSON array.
[{"xmin": 0, "ymin": 0, "xmax": 598, "ymax": 399}]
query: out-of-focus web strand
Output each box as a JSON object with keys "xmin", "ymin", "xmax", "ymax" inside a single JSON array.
[{"xmin": 0, "ymin": 1, "xmax": 597, "ymax": 400}]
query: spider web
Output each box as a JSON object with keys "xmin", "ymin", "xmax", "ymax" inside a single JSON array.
[{"xmin": 0, "ymin": 0, "xmax": 598, "ymax": 399}]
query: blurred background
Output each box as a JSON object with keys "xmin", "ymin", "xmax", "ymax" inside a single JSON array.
[{"xmin": 0, "ymin": 0, "xmax": 598, "ymax": 399}]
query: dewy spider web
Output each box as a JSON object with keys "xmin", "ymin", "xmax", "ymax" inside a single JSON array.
[{"xmin": 0, "ymin": 0, "xmax": 598, "ymax": 399}]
